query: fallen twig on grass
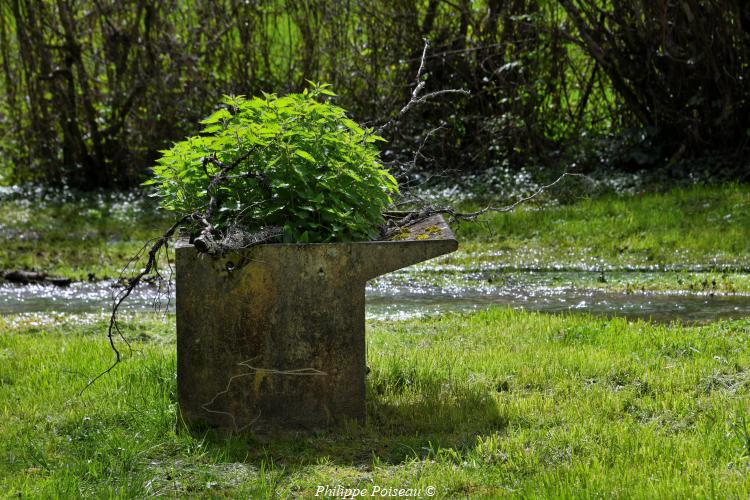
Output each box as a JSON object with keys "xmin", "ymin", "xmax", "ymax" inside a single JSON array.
[{"xmin": 2, "ymin": 270, "xmax": 71, "ymax": 287}]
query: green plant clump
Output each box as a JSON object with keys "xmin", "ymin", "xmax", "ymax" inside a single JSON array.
[{"xmin": 146, "ymin": 84, "xmax": 398, "ymax": 243}]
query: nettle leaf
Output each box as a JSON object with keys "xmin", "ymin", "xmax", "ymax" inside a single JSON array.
[
  {"xmin": 344, "ymin": 170, "xmax": 363, "ymax": 182},
  {"xmin": 341, "ymin": 118, "xmax": 361, "ymax": 131},
  {"xmin": 294, "ymin": 149, "xmax": 316, "ymax": 163},
  {"xmin": 201, "ymin": 108, "xmax": 232, "ymax": 125},
  {"xmin": 147, "ymin": 85, "xmax": 399, "ymax": 242}
]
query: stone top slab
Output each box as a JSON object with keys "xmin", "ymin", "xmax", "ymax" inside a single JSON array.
[
  {"xmin": 381, "ymin": 212, "xmax": 455, "ymax": 242},
  {"xmin": 175, "ymin": 213, "xmax": 456, "ymax": 249}
]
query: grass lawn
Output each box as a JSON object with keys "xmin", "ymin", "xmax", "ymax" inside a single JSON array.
[
  {"xmin": 451, "ymin": 182, "xmax": 750, "ymax": 270},
  {"xmin": 1, "ymin": 310, "xmax": 749, "ymax": 497},
  {"xmin": 1, "ymin": 183, "xmax": 750, "ymax": 497},
  {"xmin": 0, "ymin": 192, "xmax": 170, "ymax": 281},
  {"xmin": 0, "ymin": 183, "xmax": 749, "ymax": 283}
]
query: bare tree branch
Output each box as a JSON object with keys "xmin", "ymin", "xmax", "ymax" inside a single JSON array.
[
  {"xmin": 374, "ymin": 39, "xmax": 470, "ymax": 136},
  {"xmin": 381, "ymin": 172, "xmax": 589, "ymax": 239},
  {"xmin": 81, "ymin": 212, "xmax": 193, "ymax": 395},
  {"xmin": 443, "ymin": 172, "xmax": 588, "ymax": 221}
]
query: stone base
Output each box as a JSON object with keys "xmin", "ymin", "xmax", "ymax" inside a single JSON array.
[{"xmin": 175, "ymin": 215, "xmax": 457, "ymax": 432}]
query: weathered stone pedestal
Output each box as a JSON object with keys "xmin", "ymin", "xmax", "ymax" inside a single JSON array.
[{"xmin": 175, "ymin": 215, "xmax": 457, "ymax": 432}]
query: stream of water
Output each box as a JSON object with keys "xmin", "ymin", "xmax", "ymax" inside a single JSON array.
[{"xmin": 2, "ymin": 268, "xmax": 749, "ymax": 323}]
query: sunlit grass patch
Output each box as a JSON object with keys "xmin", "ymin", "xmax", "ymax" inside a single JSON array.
[
  {"xmin": 1, "ymin": 183, "xmax": 749, "ymax": 283},
  {"xmin": 0, "ymin": 192, "xmax": 172, "ymax": 280},
  {"xmin": 454, "ymin": 183, "xmax": 750, "ymax": 269},
  {"xmin": 1, "ymin": 309, "xmax": 749, "ymax": 497}
]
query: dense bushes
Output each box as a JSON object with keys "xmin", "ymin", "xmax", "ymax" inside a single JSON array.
[
  {"xmin": 0, "ymin": 1, "xmax": 748, "ymax": 189},
  {"xmin": 560, "ymin": 0, "xmax": 750, "ymax": 165}
]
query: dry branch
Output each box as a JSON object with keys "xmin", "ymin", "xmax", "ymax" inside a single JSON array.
[
  {"xmin": 381, "ymin": 172, "xmax": 587, "ymax": 239},
  {"xmin": 375, "ymin": 39, "xmax": 470, "ymax": 136},
  {"xmin": 81, "ymin": 213, "xmax": 193, "ymax": 394}
]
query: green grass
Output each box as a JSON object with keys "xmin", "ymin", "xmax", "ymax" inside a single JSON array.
[
  {"xmin": 0, "ymin": 193, "xmax": 171, "ymax": 281},
  {"xmin": 2, "ymin": 184, "xmax": 749, "ymax": 290},
  {"xmin": 2, "ymin": 183, "xmax": 749, "ymax": 496},
  {"xmin": 397, "ymin": 267, "xmax": 750, "ymax": 295},
  {"xmin": 1, "ymin": 309, "xmax": 749, "ymax": 497},
  {"xmin": 587, "ymin": 269, "xmax": 750, "ymax": 294},
  {"xmin": 451, "ymin": 182, "xmax": 750, "ymax": 269}
]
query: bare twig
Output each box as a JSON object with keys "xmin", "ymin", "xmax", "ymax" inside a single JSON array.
[
  {"xmin": 194, "ymin": 148, "xmax": 271, "ymax": 253},
  {"xmin": 86, "ymin": 144, "xmax": 282, "ymax": 392},
  {"xmin": 442, "ymin": 172, "xmax": 587, "ymax": 221},
  {"xmin": 381, "ymin": 172, "xmax": 589, "ymax": 239},
  {"xmin": 81, "ymin": 213, "xmax": 193, "ymax": 395},
  {"xmin": 414, "ymin": 39, "xmax": 430, "ymax": 87},
  {"xmin": 374, "ymin": 39, "xmax": 470, "ymax": 136},
  {"xmin": 412, "ymin": 125, "xmax": 446, "ymax": 168}
]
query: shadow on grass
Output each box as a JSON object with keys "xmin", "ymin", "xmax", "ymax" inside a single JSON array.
[{"xmin": 191, "ymin": 375, "xmax": 507, "ymax": 469}]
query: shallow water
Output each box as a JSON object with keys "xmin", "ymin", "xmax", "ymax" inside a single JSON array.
[
  {"xmin": 366, "ymin": 283, "xmax": 750, "ymax": 322},
  {"xmin": 0, "ymin": 280, "xmax": 172, "ymax": 316},
  {"xmin": 1, "ymin": 269, "xmax": 749, "ymax": 324}
]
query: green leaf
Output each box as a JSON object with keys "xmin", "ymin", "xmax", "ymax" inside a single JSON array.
[
  {"xmin": 345, "ymin": 171, "xmax": 363, "ymax": 182},
  {"xmin": 294, "ymin": 149, "xmax": 316, "ymax": 163},
  {"xmin": 200, "ymin": 108, "xmax": 232, "ymax": 125},
  {"xmin": 147, "ymin": 83, "xmax": 398, "ymax": 243}
]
